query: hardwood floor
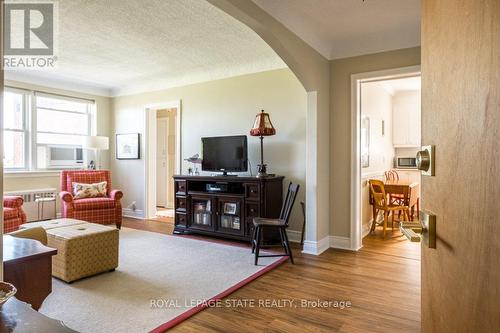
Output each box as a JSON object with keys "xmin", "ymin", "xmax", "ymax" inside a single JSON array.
[
  {"xmin": 122, "ymin": 217, "xmax": 420, "ymax": 332},
  {"xmin": 123, "ymin": 216, "xmax": 175, "ymax": 234}
]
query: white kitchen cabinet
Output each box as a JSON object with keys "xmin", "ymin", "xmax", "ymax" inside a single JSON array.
[
  {"xmin": 396, "ymin": 169, "xmax": 421, "ymax": 183},
  {"xmin": 392, "ymin": 91, "xmax": 421, "ymax": 147}
]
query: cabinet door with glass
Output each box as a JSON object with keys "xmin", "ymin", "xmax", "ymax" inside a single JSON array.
[
  {"xmin": 189, "ymin": 194, "xmax": 215, "ymax": 231},
  {"xmin": 216, "ymin": 196, "xmax": 244, "ymax": 236}
]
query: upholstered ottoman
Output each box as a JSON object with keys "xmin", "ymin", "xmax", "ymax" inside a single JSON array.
[
  {"xmin": 20, "ymin": 218, "xmax": 87, "ymax": 230},
  {"xmin": 46, "ymin": 223, "xmax": 119, "ymax": 283}
]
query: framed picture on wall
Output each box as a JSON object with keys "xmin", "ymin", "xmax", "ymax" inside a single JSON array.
[{"xmin": 116, "ymin": 133, "xmax": 140, "ymax": 159}]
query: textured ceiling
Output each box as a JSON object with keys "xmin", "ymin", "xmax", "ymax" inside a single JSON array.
[
  {"xmin": 252, "ymin": 0, "xmax": 421, "ymax": 60},
  {"xmin": 7, "ymin": 0, "xmax": 286, "ymax": 96}
]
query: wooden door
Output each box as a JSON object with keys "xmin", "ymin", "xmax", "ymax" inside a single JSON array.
[
  {"xmin": 421, "ymin": 1, "xmax": 500, "ymax": 332},
  {"xmin": 1, "ymin": 0, "xmax": 4, "ymax": 279}
]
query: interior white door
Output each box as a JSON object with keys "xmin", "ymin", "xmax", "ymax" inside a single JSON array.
[{"xmin": 156, "ymin": 118, "xmax": 168, "ymax": 207}]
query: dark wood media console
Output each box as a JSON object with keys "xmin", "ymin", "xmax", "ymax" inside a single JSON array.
[{"xmin": 173, "ymin": 175, "xmax": 284, "ymax": 241}]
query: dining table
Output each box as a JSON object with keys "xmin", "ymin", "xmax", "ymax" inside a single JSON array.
[{"xmin": 370, "ymin": 179, "xmax": 420, "ymax": 223}]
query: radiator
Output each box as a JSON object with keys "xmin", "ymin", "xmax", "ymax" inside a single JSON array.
[{"xmin": 4, "ymin": 188, "xmax": 57, "ymax": 222}]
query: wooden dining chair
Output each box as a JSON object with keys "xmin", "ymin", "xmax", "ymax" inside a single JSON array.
[
  {"xmin": 384, "ymin": 171, "xmax": 395, "ymax": 181},
  {"xmin": 369, "ymin": 179, "xmax": 410, "ymax": 237},
  {"xmin": 387, "ymin": 170, "xmax": 406, "ymax": 219},
  {"xmin": 252, "ymin": 183, "xmax": 299, "ymax": 265}
]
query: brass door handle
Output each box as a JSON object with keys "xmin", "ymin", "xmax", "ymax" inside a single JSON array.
[
  {"xmin": 400, "ymin": 210, "xmax": 437, "ymax": 248},
  {"xmin": 416, "ymin": 145, "xmax": 435, "ymax": 176},
  {"xmin": 400, "ymin": 221, "xmax": 422, "ymax": 242}
]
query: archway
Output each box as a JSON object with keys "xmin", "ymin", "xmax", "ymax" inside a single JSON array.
[{"xmin": 207, "ymin": 0, "xmax": 331, "ymax": 253}]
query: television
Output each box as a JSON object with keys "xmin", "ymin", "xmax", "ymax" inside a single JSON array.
[{"xmin": 201, "ymin": 135, "xmax": 248, "ymax": 175}]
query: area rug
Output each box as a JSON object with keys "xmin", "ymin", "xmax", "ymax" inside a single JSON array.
[{"xmin": 39, "ymin": 228, "xmax": 285, "ymax": 333}]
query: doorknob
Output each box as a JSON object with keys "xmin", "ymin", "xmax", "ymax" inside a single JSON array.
[
  {"xmin": 416, "ymin": 145, "xmax": 435, "ymax": 176},
  {"xmin": 400, "ymin": 210, "xmax": 436, "ymax": 248}
]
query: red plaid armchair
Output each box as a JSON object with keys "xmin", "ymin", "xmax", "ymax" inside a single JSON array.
[
  {"xmin": 59, "ymin": 170, "xmax": 123, "ymax": 228},
  {"xmin": 3, "ymin": 196, "xmax": 27, "ymax": 233}
]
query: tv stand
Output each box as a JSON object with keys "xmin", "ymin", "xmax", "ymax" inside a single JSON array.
[{"xmin": 173, "ymin": 175, "xmax": 284, "ymax": 241}]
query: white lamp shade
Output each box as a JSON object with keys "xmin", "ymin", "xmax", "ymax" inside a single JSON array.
[{"xmin": 83, "ymin": 136, "xmax": 109, "ymax": 150}]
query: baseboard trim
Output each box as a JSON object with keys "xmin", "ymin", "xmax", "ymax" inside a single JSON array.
[
  {"xmin": 286, "ymin": 229, "xmax": 302, "ymax": 243},
  {"xmin": 329, "ymin": 236, "xmax": 352, "ymax": 250},
  {"xmin": 362, "ymin": 222, "xmax": 372, "ymax": 238},
  {"xmin": 123, "ymin": 208, "xmax": 145, "ymax": 219},
  {"xmin": 363, "ymin": 213, "xmax": 383, "ymax": 238},
  {"xmin": 302, "ymin": 236, "xmax": 330, "ymax": 255},
  {"xmin": 300, "ymin": 235, "xmax": 360, "ymax": 255}
]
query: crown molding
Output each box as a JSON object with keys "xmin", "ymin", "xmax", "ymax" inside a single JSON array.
[{"xmin": 5, "ymin": 71, "xmax": 113, "ymax": 97}]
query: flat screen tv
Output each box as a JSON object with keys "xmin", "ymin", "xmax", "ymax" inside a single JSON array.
[{"xmin": 201, "ymin": 135, "xmax": 248, "ymax": 175}]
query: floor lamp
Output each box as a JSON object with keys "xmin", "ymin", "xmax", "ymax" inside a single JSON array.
[{"xmin": 83, "ymin": 136, "xmax": 109, "ymax": 170}]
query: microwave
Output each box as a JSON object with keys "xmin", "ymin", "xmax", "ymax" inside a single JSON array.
[{"xmin": 396, "ymin": 156, "xmax": 417, "ymax": 169}]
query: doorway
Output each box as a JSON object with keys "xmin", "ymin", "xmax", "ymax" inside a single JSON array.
[
  {"xmin": 145, "ymin": 101, "xmax": 182, "ymax": 221},
  {"xmin": 155, "ymin": 108, "xmax": 177, "ymax": 219},
  {"xmin": 350, "ymin": 66, "xmax": 421, "ymax": 250}
]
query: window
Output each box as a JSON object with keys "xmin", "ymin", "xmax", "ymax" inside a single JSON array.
[
  {"xmin": 3, "ymin": 90, "xmax": 28, "ymax": 169},
  {"xmin": 2, "ymin": 88, "xmax": 95, "ymax": 171},
  {"xmin": 34, "ymin": 93, "xmax": 93, "ymax": 169}
]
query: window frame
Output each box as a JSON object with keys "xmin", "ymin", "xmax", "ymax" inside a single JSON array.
[
  {"xmin": 3, "ymin": 87, "xmax": 95, "ymax": 173},
  {"xmin": 3, "ymin": 87, "xmax": 30, "ymax": 171}
]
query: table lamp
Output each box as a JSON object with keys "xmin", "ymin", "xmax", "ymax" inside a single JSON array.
[
  {"xmin": 82, "ymin": 136, "xmax": 109, "ymax": 170},
  {"xmin": 250, "ymin": 110, "xmax": 276, "ymax": 178}
]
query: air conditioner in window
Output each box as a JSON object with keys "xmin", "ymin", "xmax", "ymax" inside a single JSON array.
[{"xmin": 45, "ymin": 145, "xmax": 84, "ymax": 168}]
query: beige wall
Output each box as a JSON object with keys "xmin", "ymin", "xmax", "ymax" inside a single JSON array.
[
  {"xmin": 112, "ymin": 68, "xmax": 307, "ymax": 231},
  {"xmin": 330, "ymin": 47, "xmax": 421, "ymax": 238},
  {"xmin": 3, "ymin": 80, "xmax": 113, "ymax": 215}
]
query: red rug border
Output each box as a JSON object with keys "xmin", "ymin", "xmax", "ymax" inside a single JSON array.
[{"xmin": 148, "ymin": 255, "xmax": 288, "ymax": 333}]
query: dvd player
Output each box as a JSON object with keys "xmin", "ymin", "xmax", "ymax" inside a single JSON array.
[{"xmin": 206, "ymin": 183, "xmax": 228, "ymax": 192}]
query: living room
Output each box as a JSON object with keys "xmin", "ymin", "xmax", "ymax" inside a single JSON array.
[
  {"xmin": 2, "ymin": 1, "xmax": 309, "ymax": 331},
  {"xmin": 2, "ymin": 1, "xmax": 499, "ymax": 332}
]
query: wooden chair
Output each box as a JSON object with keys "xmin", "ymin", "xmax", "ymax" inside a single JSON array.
[
  {"xmin": 369, "ymin": 179, "xmax": 410, "ymax": 236},
  {"xmin": 384, "ymin": 170, "xmax": 396, "ymax": 181},
  {"xmin": 386, "ymin": 170, "xmax": 420, "ymax": 221},
  {"xmin": 386, "ymin": 170, "xmax": 406, "ymax": 219},
  {"xmin": 252, "ymin": 183, "xmax": 299, "ymax": 265}
]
